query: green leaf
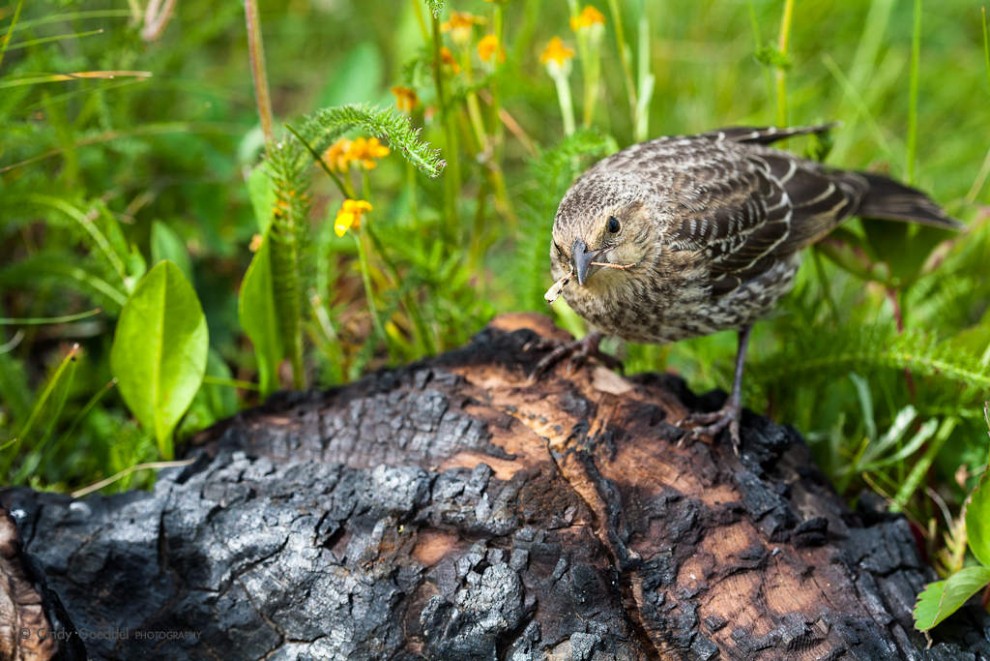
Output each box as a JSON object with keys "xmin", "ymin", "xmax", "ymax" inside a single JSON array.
[
  {"xmin": 246, "ymin": 164, "xmax": 275, "ymax": 233},
  {"xmin": 966, "ymin": 472, "xmax": 990, "ymax": 567},
  {"xmin": 0, "ymin": 252, "xmax": 128, "ymax": 311},
  {"xmin": 151, "ymin": 221, "xmax": 193, "ymax": 282},
  {"xmin": 110, "ymin": 261, "xmax": 208, "ymax": 459},
  {"xmin": 914, "ymin": 566, "xmax": 990, "ymax": 631},
  {"xmin": 238, "ymin": 235, "xmax": 283, "ymax": 396},
  {"xmin": 754, "ymin": 42, "xmax": 792, "ymax": 70}
]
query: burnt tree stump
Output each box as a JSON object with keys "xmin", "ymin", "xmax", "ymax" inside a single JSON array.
[{"xmin": 2, "ymin": 314, "xmax": 988, "ymax": 660}]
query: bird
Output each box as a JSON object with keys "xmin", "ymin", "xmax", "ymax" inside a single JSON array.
[{"xmin": 543, "ymin": 124, "xmax": 961, "ymax": 451}]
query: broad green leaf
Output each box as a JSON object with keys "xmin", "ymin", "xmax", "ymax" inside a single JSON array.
[
  {"xmin": 914, "ymin": 566, "xmax": 990, "ymax": 631},
  {"xmin": 110, "ymin": 261, "xmax": 208, "ymax": 459},
  {"xmin": 246, "ymin": 164, "xmax": 275, "ymax": 233},
  {"xmin": 151, "ymin": 221, "xmax": 193, "ymax": 282},
  {"xmin": 238, "ymin": 235, "xmax": 283, "ymax": 396},
  {"xmin": 966, "ymin": 473, "xmax": 990, "ymax": 567}
]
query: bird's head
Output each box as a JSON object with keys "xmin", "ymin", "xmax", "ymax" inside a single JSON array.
[{"xmin": 549, "ymin": 174, "xmax": 660, "ymax": 291}]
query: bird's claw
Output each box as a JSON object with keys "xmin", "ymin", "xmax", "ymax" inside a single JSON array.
[
  {"xmin": 528, "ymin": 333, "xmax": 622, "ymax": 381},
  {"xmin": 678, "ymin": 405, "xmax": 742, "ymax": 454}
]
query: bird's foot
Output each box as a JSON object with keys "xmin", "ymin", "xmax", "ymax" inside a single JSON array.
[
  {"xmin": 528, "ymin": 332, "xmax": 622, "ymax": 381},
  {"xmin": 678, "ymin": 403, "xmax": 742, "ymax": 454}
]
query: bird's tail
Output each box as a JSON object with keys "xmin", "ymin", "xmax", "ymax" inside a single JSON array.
[{"xmin": 853, "ymin": 171, "xmax": 962, "ymax": 230}]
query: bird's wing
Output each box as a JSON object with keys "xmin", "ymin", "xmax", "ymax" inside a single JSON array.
[
  {"xmin": 666, "ymin": 144, "xmax": 862, "ymax": 296},
  {"xmin": 695, "ymin": 123, "xmax": 838, "ymax": 146}
]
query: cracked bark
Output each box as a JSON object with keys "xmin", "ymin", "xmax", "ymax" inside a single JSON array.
[{"xmin": 1, "ymin": 314, "xmax": 988, "ymax": 660}]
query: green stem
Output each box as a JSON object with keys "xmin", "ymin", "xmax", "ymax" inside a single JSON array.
[
  {"xmin": 70, "ymin": 459, "xmax": 196, "ymax": 499},
  {"xmin": 491, "ymin": 4, "xmax": 505, "ymax": 148},
  {"xmin": 469, "ymin": 178, "xmax": 491, "ymax": 270},
  {"xmin": 983, "ymin": 6, "xmax": 990, "ymax": 93},
  {"xmin": 811, "ymin": 249, "xmax": 840, "ymax": 324},
  {"xmin": 14, "ymin": 344, "xmax": 80, "ymax": 472},
  {"xmin": 244, "ymin": 0, "xmax": 274, "ymax": 145},
  {"xmin": 0, "ymin": 0, "xmax": 25, "ymax": 69},
  {"xmin": 0, "ymin": 308, "xmax": 102, "ymax": 325},
  {"xmin": 551, "ymin": 70, "xmax": 576, "ymax": 136},
  {"xmin": 606, "ymin": 0, "xmax": 638, "ymax": 131},
  {"xmin": 430, "ymin": 13, "xmax": 460, "ymax": 248},
  {"xmin": 891, "ymin": 416, "xmax": 957, "ymax": 512},
  {"xmin": 411, "ymin": 0, "xmax": 430, "ymax": 44},
  {"xmin": 634, "ymin": 5, "xmax": 653, "ymax": 142},
  {"xmin": 906, "ymin": 0, "xmax": 922, "ymax": 184},
  {"xmin": 775, "ymin": 0, "xmax": 794, "ymax": 127},
  {"xmin": 465, "ymin": 91, "xmax": 489, "ymax": 153},
  {"xmin": 486, "ymin": 5, "xmax": 515, "ymax": 224},
  {"xmin": 582, "ymin": 40, "xmax": 601, "ymax": 127},
  {"xmin": 354, "ymin": 233, "xmax": 388, "ymax": 348},
  {"xmin": 285, "ymin": 123, "xmax": 355, "ymax": 198}
]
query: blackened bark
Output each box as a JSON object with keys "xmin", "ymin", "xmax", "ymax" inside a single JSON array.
[{"xmin": 2, "ymin": 314, "xmax": 988, "ymax": 660}]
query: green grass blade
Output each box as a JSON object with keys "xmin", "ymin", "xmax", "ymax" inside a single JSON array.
[{"xmin": 13, "ymin": 344, "xmax": 80, "ymax": 455}]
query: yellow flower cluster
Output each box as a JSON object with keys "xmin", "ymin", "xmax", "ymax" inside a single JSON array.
[
  {"xmin": 334, "ymin": 199, "xmax": 373, "ymax": 237},
  {"xmin": 571, "ymin": 5, "xmax": 606, "ymax": 32},
  {"xmin": 442, "ymin": 11, "xmax": 485, "ymax": 46},
  {"xmin": 391, "ymin": 86, "xmax": 419, "ymax": 113},
  {"xmin": 540, "ymin": 37, "xmax": 575, "ymax": 68},
  {"xmin": 439, "ymin": 46, "xmax": 461, "ymax": 73},
  {"xmin": 477, "ymin": 34, "xmax": 504, "ymax": 64},
  {"xmin": 323, "ymin": 137, "xmax": 390, "ymax": 173}
]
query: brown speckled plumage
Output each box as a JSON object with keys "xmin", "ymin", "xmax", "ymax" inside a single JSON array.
[{"xmin": 547, "ymin": 124, "xmax": 960, "ymax": 448}]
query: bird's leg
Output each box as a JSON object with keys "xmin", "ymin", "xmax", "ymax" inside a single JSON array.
[
  {"xmin": 681, "ymin": 325, "xmax": 752, "ymax": 453},
  {"xmin": 529, "ymin": 331, "xmax": 622, "ymax": 380}
]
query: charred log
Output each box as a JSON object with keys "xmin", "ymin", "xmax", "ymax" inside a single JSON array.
[{"xmin": 2, "ymin": 314, "xmax": 987, "ymax": 660}]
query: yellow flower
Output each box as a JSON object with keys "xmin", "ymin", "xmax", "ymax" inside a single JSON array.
[
  {"xmin": 349, "ymin": 137, "xmax": 390, "ymax": 170},
  {"xmin": 249, "ymin": 233, "xmax": 264, "ymax": 253},
  {"xmin": 322, "ymin": 137, "xmax": 389, "ymax": 172},
  {"xmin": 441, "ymin": 11, "xmax": 483, "ymax": 46},
  {"xmin": 477, "ymin": 34, "xmax": 504, "ymax": 64},
  {"xmin": 334, "ymin": 199, "xmax": 373, "ymax": 237},
  {"xmin": 439, "ymin": 46, "xmax": 461, "ymax": 73},
  {"xmin": 540, "ymin": 37, "xmax": 575, "ymax": 76},
  {"xmin": 570, "ymin": 5, "xmax": 606, "ymax": 32},
  {"xmin": 391, "ymin": 86, "xmax": 419, "ymax": 113},
  {"xmin": 323, "ymin": 137, "xmax": 352, "ymax": 173}
]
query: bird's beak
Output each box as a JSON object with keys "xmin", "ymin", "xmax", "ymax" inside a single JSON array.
[{"xmin": 572, "ymin": 238, "xmax": 603, "ymax": 286}]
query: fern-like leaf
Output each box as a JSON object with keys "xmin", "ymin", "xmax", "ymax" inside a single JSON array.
[
  {"xmin": 754, "ymin": 324, "xmax": 990, "ymax": 393},
  {"xmin": 263, "ymin": 141, "xmax": 309, "ymax": 388},
  {"xmin": 294, "ymin": 103, "xmax": 444, "ymax": 178},
  {"xmin": 424, "ymin": 0, "xmax": 445, "ymax": 19}
]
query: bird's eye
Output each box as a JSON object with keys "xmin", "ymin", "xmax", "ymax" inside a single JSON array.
[{"xmin": 606, "ymin": 216, "xmax": 621, "ymax": 233}]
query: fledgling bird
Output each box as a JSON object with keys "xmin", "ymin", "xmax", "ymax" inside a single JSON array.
[{"xmin": 545, "ymin": 124, "xmax": 961, "ymax": 450}]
